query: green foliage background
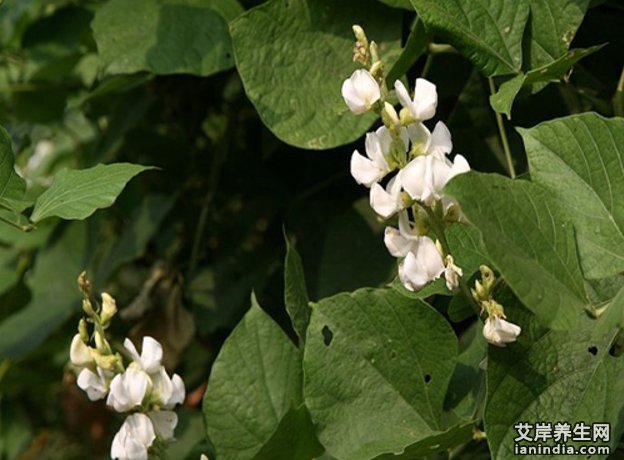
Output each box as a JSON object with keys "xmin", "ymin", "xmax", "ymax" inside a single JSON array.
[{"xmin": 0, "ymin": 0, "xmax": 622, "ymax": 459}]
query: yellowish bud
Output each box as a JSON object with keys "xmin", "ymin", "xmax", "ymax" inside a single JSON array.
[{"xmin": 100, "ymin": 292, "xmax": 117, "ymax": 326}]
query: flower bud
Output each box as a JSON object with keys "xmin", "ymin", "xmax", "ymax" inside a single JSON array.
[
  {"xmin": 480, "ymin": 265, "xmax": 495, "ymax": 291},
  {"xmin": 369, "ymin": 60, "xmax": 384, "ymax": 80},
  {"xmin": 381, "ymin": 102, "xmax": 400, "ymax": 131},
  {"xmin": 77, "ymin": 271, "xmax": 91, "ymax": 297},
  {"xmin": 352, "ymin": 25, "xmax": 369, "ymax": 65},
  {"xmin": 369, "ymin": 41, "xmax": 380, "ymax": 64},
  {"xmin": 444, "ymin": 255, "xmax": 463, "ymax": 291},
  {"xmin": 78, "ymin": 318, "xmax": 89, "ymax": 343},
  {"xmin": 70, "ymin": 334, "xmax": 92, "ymax": 367},
  {"xmin": 82, "ymin": 298, "xmax": 95, "ymax": 317},
  {"xmin": 92, "ymin": 350, "xmax": 121, "ymax": 372},
  {"xmin": 474, "ymin": 280, "xmax": 487, "ymax": 301},
  {"xmin": 100, "ymin": 293, "xmax": 117, "ymax": 327}
]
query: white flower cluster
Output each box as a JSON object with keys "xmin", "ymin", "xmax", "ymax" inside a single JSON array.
[
  {"xmin": 70, "ymin": 289, "xmax": 185, "ymax": 460},
  {"xmin": 342, "ymin": 69, "xmax": 469, "ymax": 292}
]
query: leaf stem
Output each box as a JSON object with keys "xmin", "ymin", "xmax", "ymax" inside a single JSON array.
[
  {"xmin": 488, "ymin": 78, "xmax": 516, "ymax": 178},
  {"xmin": 421, "ymin": 53, "xmax": 434, "ymax": 79},
  {"xmin": 427, "ymin": 43, "xmax": 456, "ymax": 54},
  {"xmin": 0, "ymin": 213, "xmax": 33, "ymax": 232}
]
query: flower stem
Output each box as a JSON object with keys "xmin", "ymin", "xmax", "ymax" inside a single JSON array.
[
  {"xmin": 613, "ymin": 64, "xmax": 624, "ymax": 117},
  {"xmin": 488, "ymin": 78, "xmax": 516, "ymax": 179},
  {"xmin": 420, "ymin": 204, "xmax": 481, "ymax": 315}
]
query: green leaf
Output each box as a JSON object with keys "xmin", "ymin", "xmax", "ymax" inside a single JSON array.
[
  {"xmin": 0, "ymin": 222, "xmax": 87, "ymax": 358},
  {"xmin": 373, "ymin": 422, "xmax": 475, "ymax": 460},
  {"xmin": 92, "ymin": 0, "xmax": 242, "ymax": 76},
  {"xmin": 376, "ymin": 0, "xmax": 413, "ymax": 9},
  {"xmin": 303, "ymin": 288, "xmax": 459, "ymax": 459},
  {"xmin": 230, "ymin": 0, "xmax": 402, "ymax": 149},
  {"xmin": 0, "ymin": 126, "xmax": 27, "ymax": 213},
  {"xmin": 524, "ymin": 0, "xmax": 591, "ymax": 70},
  {"xmin": 445, "ymin": 172, "xmax": 588, "ymax": 329},
  {"xmin": 484, "ymin": 288, "xmax": 624, "ymax": 460},
  {"xmin": 30, "ymin": 163, "xmax": 153, "ymax": 223},
  {"xmin": 519, "ymin": 114, "xmax": 624, "ymax": 279},
  {"xmin": 203, "ymin": 297, "xmax": 305, "ymax": 460},
  {"xmin": 254, "ymin": 406, "xmax": 324, "ymax": 460},
  {"xmin": 490, "ymin": 45, "xmax": 604, "ymax": 117},
  {"xmin": 284, "ymin": 237, "xmax": 311, "ymax": 345},
  {"xmin": 409, "ymin": 0, "xmax": 530, "ymax": 76}
]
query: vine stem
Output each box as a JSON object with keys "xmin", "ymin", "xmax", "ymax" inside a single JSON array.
[
  {"xmin": 488, "ymin": 77, "xmax": 516, "ymax": 179},
  {"xmin": 420, "ymin": 204, "xmax": 482, "ymax": 315}
]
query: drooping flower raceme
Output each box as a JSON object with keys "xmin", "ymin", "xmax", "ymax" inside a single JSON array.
[
  {"xmin": 343, "ymin": 67, "xmax": 470, "ymax": 292},
  {"xmin": 68, "ymin": 280, "xmax": 186, "ymax": 460}
]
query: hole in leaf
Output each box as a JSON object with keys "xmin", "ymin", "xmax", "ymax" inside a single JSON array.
[
  {"xmin": 424, "ymin": 374, "xmax": 432, "ymax": 383},
  {"xmin": 225, "ymin": 52, "xmax": 231, "ymax": 59},
  {"xmin": 322, "ymin": 325, "xmax": 333, "ymax": 346},
  {"xmin": 588, "ymin": 345, "xmax": 598, "ymax": 356}
]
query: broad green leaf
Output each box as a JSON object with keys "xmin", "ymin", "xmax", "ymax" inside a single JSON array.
[
  {"xmin": 373, "ymin": 422, "xmax": 475, "ymax": 460},
  {"xmin": 445, "ymin": 172, "xmax": 588, "ymax": 329},
  {"xmin": 490, "ymin": 45, "xmax": 604, "ymax": 118},
  {"xmin": 284, "ymin": 237, "xmax": 311, "ymax": 345},
  {"xmin": 0, "ymin": 126, "xmax": 27, "ymax": 213},
  {"xmin": 377, "ymin": 0, "xmax": 413, "ymax": 9},
  {"xmin": 30, "ymin": 163, "xmax": 153, "ymax": 222},
  {"xmin": 524, "ymin": 0, "xmax": 591, "ymax": 70},
  {"xmin": 254, "ymin": 406, "xmax": 324, "ymax": 460},
  {"xmin": 484, "ymin": 288, "xmax": 624, "ymax": 460},
  {"xmin": 316, "ymin": 205, "xmax": 394, "ymax": 298},
  {"xmin": 409, "ymin": 0, "xmax": 530, "ymax": 76},
  {"xmin": 203, "ymin": 298, "xmax": 305, "ymax": 460},
  {"xmin": 303, "ymin": 288, "xmax": 458, "ymax": 460},
  {"xmin": 230, "ymin": 0, "xmax": 402, "ymax": 149},
  {"xmin": 519, "ymin": 114, "xmax": 624, "ymax": 279},
  {"xmin": 92, "ymin": 0, "xmax": 242, "ymax": 76},
  {"xmin": 0, "ymin": 222, "xmax": 87, "ymax": 357}
]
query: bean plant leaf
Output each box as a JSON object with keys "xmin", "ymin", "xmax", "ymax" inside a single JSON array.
[
  {"xmin": 485, "ymin": 287, "xmax": 624, "ymax": 460},
  {"xmin": 409, "ymin": 0, "xmax": 530, "ymax": 76},
  {"xmin": 230, "ymin": 0, "xmax": 402, "ymax": 149},
  {"xmin": 0, "ymin": 222, "xmax": 87, "ymax": 357},
  {"xmin": 30, "ymin": 163, "xmax": 154, "ymax": 223},
  {"xmin": 92, "ymin": 0, "xmax": 242, "ymax": 76},
  {"xmin": 284, "ymin": 237, "xmax": 311, "ymax": 345},
  {"xmin": 203, "ymin": 297, "xmax": 307, "ymax": 460},
  {"xmin": 303, "ymin": 288, "xmax": 458, "ymax": 460},
  {"xmin": 523, "ymin": 0, "xmax": 591, "ymax": 70},
  {"xmin": 490, "ymin": 45, "xmax": 604, "ymax": 117},
  {"xmin": 0, "ymin": 126, "xmax": 27, "ymax": 213},
  {"xmin": 520, "ymin": 114, "xmax": 624, "ymax": 279},
  {"xmin": 445, "ymin": 172, "xmax": 588, "ymax": 329}
]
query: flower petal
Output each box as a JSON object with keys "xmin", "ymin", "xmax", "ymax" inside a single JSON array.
[
  {"xmin": 412, "ymin": 78, "xmax": 437, "ymax": 120},
  {"xmin": 70, "ymin": 334, "xmax": 92, "ymax": 367},
  {"xmin": 429, "ymin": 121, "xmax": 452, "ymax": 158},
  {"xmin": 350, "ymin": 151, "xmax": 385, "ymax": 187},
  {"xmin": 399, "ymin": 156, "xmax": 427, "ymax": 200},
  {"xmin": 384, "ymin": 226, "xmax": 411, "ymax": 257},
  {"xmin": 394, "ymin": 80, "xmax": 412, "ymax": 112},
  {"xmin": 139, "ymin": 336, "xmax": 163, "ymax": 373},
  {"xmin": 415, "ymin": 236, "xmax": 445, "ymax": 279},
  {"xmin": 149, "ymin": 410, "xmax": 178, "ymax": 441},
  {"xmin": 126, "ymin": 413, "xmax": 156, "ymax": 447}
]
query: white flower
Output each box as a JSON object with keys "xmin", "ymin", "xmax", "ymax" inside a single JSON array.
[
  {"xmin": 148, "ymin": 410, "xmax": 178, "ymax": 441},
  {"xmin": 394, "ymin": 78, "xmax": 437, "ymax": 121},
  {"xmin": 342, "ymin": 69, "xmax": 381, "ymax": 114},
  {"xmin": 77, "ymin": 367, "xmax": 110, "ymax": 401},
  {"xmin": 70, "ymin": 334, "xmax": 92, "ymax": 367},
  {"xmin": 124, "ymin": 337, "xmax": 163, "ymax": 374},
  {"xmin": 151, "ymin": 367, "xmax": 185, "ymax": 409},
  {"xmin": 400, "ymin": 153, "xmax": 470, "ymax": 206},
  {"xmin": 111, "ymin": 413, "xmax": 156, "ymax": 460},
  {"xmin": 383, "ymin": 212, "xmax": 424, "ymax": 257},
  {"xmin": 398, "ymin": 236, "xmax": 445, "ymax": 291},
  {"xmin": 426, "ymin": 121, "xmax": 453, "ymax": 159},
  {"xmin": 351, "ymin": 126, "xmax": 407, "ymax": 187},
  {"xmin": 107, "ymin": 365, "xmax": 151, "ymax": 412},
  {"xmin": 444, "ymin": 255, "xmax": 463, "ymax": 290},
  {"xmin": 101, "ymin": 292, "xmax": 118, "ymax": 324},
  {"xmin": 482, "ymin": 316, "xmax": 521, "ymax": 347},
  {"xmin": 370, "ymin": 175, "xmax": 403, "ymax": 218}
]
